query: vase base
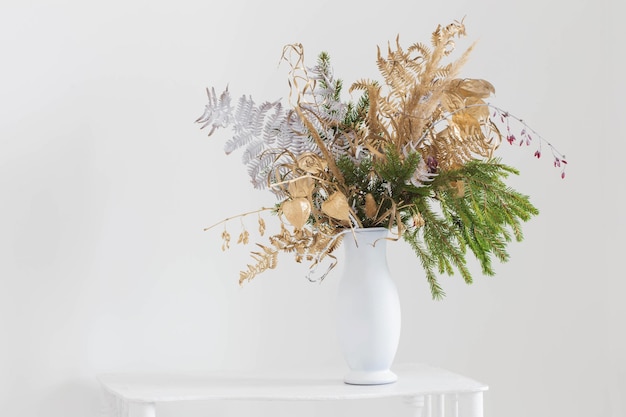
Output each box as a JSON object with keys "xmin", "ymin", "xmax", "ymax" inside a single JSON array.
[{"xmin": 343, "ymin": 370, "xmax": 398, "ymax": 385}]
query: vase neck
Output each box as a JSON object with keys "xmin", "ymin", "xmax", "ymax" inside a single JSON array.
[{"xmin": 342, "ymin": 228, "xmax": 389, "ymax": 256}]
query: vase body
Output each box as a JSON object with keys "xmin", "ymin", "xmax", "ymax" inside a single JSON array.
[{"xmin": 336, "ymin": 227, "xmax": 401, "ymax": 385}]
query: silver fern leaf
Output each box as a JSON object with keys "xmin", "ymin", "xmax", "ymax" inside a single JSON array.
[
  {"xmin": 198, "ymin": 86, "xmax": 324, "ymax": 191},
  {"xmin": 197, "ymin": 53, "xmax": 351, "ymax": 191},
  {"xmin": 225, "ymin": 96, "xmax": 278, "ymax": 154},
  {"xmin": 247, "ymin": 151, "xmax": 283, "ymax": 189},
  {"xmin": 196, "ymin": 87, "xmax": 233, "ymax": 136}
]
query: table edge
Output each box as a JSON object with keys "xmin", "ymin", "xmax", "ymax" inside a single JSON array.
[{"xmin": 98, "ymin": 363, "xmax": 489, "ymax": 403}]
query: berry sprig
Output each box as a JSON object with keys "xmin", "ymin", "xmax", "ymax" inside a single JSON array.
[{"xmin": 491, "ymin": 105, "xmax": 568, "ymax": 179}]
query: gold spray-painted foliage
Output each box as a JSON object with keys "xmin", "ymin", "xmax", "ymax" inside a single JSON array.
[{"xmin": 197, "ymin": 19, "xmax": 566, "ymax": 299}]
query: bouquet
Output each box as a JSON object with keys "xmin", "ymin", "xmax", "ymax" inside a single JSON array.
[{"xmin": 196, "ymin": 19, "xmax": 566, "ymax": 299}]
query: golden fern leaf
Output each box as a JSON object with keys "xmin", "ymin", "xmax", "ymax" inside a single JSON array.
[
  {"xmin": 424, "ymin": 110, "xmax": 499, "ymax": 171},
  {"xmin": 432, "ymin": 63, "xmax": 453, "ymax": 82},
  {"xmin": 431, "ymin": 19, "xmax": 466, "ymax": 55},
  {"xmin": 239, "ymin": 269, "xmax": 254, "ymax": 285},
  {"xmin": 349, "ymin": 79, "xmax": 376, "ymax": 92},
  {"xmin": 377, "ymin": 53, "xmax": 417, "ymax": 95},
  {"xmin": 376, "ymin": 47, "xmax": 420, "ymax": 94},
  {"xmin": 325, "ymin": 234, "xmax": 343, "ymax": 254},
  {"xmin": 407, "ymin": 42, "xmax": 432, "ymax": 62},
  {"xmin": 239, "ymin": 244, "xmax": 279, "ymax": 284},
  {"xmin": 375, "ymin": 47, "xmax": 398, "ymax": 89}
]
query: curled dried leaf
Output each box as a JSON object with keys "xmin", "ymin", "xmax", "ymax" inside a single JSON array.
[
  {"xmin": 221, "ymin": 230, "xmax": 231, "ymax": 251},
  {"xmin": 237, "ymin": 230, "xmax": 250, "ymax": 244},
  {"xmin": 258, "ymin": 216, "xmax": 266, "ymax": 236},
  {"xmin": 297, "ymin": 152, "xmax": 327, "ymax": 174}
]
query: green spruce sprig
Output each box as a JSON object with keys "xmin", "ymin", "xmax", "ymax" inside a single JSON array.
[{"xmin": 404, "ymin": 159, "xmax": 539, "ymax": 299}]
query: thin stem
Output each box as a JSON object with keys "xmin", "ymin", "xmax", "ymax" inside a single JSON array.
[
  {"xmin": 269, "ymin": 174, "xmax": 328, "ymax": 189},
  {"xmin": 411, "ymin": 103, "xmax": 566, "ymax": 160},
  {"xmin": 204, "ymin": 207, "xmax": 274, "ymax": 231},
  {"xmin": 486, "ymin": 103, "xmax": 566, "ymax": 159}
]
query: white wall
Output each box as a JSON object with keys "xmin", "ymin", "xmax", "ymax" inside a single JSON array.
[{"xmin": 1, "ymin": 1, "xmax": 622, "ymax": 416}]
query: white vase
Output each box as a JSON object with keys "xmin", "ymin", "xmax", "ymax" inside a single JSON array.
[{"xmin": 336, "ymin": 227, "xmax": 401, "ymax": 385}]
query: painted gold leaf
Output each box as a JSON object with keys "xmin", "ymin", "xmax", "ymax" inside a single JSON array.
[
  {"xmin": 450, "ymin": 180, "xmax": 465, "ymax": 198},
  {"xmin": 462, "ymin": 97, "xmax": 490, "ymax": 119},
  {"xmin": 455, "ymin": 78, "xmax": 495, "ymax": 98},
  {"xmin": 288, "ymin": 176, "xmax": 314, "ymax": 198},
  {"xmin": 365, "ymin": 193, "xmax": 377, "ymax": 219},
  {"xmin": 441, "ymin": 92, "xmax": 465, "ymax": 112},
  {"xmin": 321, "ymin": 191, "xmax": 351, "ymax": 222},
  {"xmin": 451, "ymin": 111, "xmax": 481, "ymax": 136},
  {"xmin": 281, "ymin": 197, "xmax": 311, "ymax": 229}
]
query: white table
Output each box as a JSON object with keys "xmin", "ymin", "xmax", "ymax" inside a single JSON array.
[{"xmin": 98, "ymin": 363, "xmax": 487, "ymax": 417}]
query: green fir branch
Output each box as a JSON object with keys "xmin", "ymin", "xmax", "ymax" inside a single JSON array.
[{"xmin": 401, "ymin": 159, "xmax": 539, "ymax": 298}]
